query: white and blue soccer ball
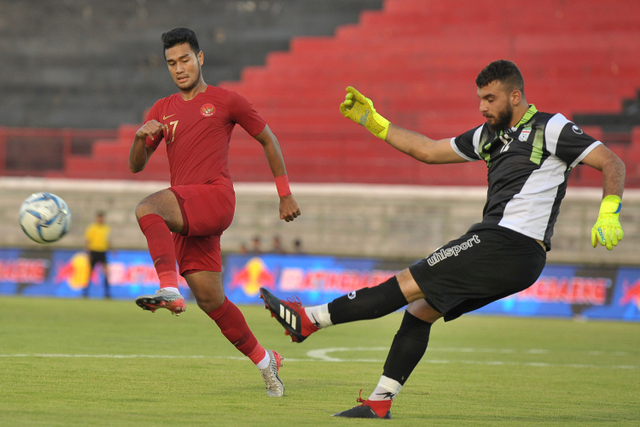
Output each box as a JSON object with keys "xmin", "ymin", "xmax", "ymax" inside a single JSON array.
[{"xmin": 19, "ymin": 192, "xmax": 71, "ymax": 244}]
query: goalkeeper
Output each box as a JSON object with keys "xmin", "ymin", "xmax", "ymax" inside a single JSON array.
[{"xmin": 260, "ymin": 60, "xmax": 625, "ymax": 419}]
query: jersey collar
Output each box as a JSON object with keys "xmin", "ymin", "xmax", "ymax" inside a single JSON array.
[
  {"xmin": 515, "ymin": 104, "xmax": 537, "ymax": 127},
  {"xmin": 499, "ymin": 104, "xmax": 537, "ymax": 136}
]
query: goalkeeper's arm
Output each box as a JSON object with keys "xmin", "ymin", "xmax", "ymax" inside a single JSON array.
[
  {"xmin": 339, "ymin": 86, "xmax": 465, "ymax": 164},
  {"xmin": 580, "ymin": 144, "xmax": 626, "ymax": 250}
]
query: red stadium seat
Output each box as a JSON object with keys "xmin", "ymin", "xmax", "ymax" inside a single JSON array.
[{"xmin": 51, "ymin": 0, "xmax": 638, "ymax": 186}]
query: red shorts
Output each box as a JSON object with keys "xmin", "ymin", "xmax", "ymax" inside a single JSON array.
[{"xmin": 168, "ymin": 182, "xmax": 236, "ymax": 274}]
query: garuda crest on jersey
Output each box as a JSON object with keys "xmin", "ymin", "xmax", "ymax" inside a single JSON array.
[{"xmin": 200, "ymin": 103, "xmax": 216, "ymax": 117}]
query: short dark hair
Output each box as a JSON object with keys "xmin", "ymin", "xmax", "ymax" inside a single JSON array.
[
  {"xmin": 161, "ymin": 27, "xmax": 200, "ymax": 56},
  {"xmin": 476, "ymin": 60, "xmax": 525, "ymax": 95}
]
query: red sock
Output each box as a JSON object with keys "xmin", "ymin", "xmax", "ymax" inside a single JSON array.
[
  {"xmin": 138, "ymin": 214, "xmax": 177, "ymax": 289},
  {"xmin": 207, "ymin": 297, "xmax": 265, "ymax": 364}
]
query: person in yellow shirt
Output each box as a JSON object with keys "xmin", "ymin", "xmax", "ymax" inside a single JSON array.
[{"xmin": 84, "ymin": 211, "xmax": 113, "ymax": 298}]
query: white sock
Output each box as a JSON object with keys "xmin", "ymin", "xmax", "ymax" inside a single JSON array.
[
  {"xmin": 161, "ymin": 287, "xmax": 180, "ymax": 294},
  {"xmin": 256, "ymin": 350, "xmax": 270, "ymax": 370},
  {"xmin": 368, "ymin": 376, "xmax": 402, "ymax": 401},
  {"xmin": 304, "ymin": 304, "xmax": 332, "ymax": 328}
]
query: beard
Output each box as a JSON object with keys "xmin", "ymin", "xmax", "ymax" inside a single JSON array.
[
  {"xmin": 176, "ymin": 66, "xmax": 202, "ymax": 92},
  {"xmin": 485, "ymin": 103, "xmax": 514, "ymax": 133}
]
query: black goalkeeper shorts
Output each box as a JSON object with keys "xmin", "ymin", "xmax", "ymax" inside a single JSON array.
[{"xmin": 409, "ymin": 223, "xmax": 546, "ymax": 321}]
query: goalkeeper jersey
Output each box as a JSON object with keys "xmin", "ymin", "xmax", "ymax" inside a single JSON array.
[{"xmin": 451, "ymin": 105, "xmax": 601, "ymax": 250}]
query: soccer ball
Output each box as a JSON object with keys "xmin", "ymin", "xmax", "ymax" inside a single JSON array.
[{"xmin": 19, "ymin": 192, "xmax": 72, "ymax": 243}]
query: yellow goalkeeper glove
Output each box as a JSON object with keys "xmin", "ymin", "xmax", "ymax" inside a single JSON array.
[
  {"xmin": 339, "ymin": 86, "xmax": 390, "ymax": 140},
  {"xmin": 591, "ymin": 195, "xmax": 624, "ymax": 250}
]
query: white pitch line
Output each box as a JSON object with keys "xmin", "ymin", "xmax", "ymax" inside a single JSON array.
[
  {"xmin": 428, "ymin": 348, "xmax": 630, "ymax": 356},
  {"xmin": 0, "ymin": 350, "xmax": 636, "ymax": 370},
  {"xmin": 307, "ymin": 347, "xmax": 389, "ymax": 362},
  {"xmin": 0, "ymin": 354, "xmax": 211, "ymax": 359}
]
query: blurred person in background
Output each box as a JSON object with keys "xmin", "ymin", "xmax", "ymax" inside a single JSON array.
[
  {"xmin": 83, "ymin": 211, "xmax": 113, "ymax": 299},
  {"xmin": 129, "ymin": 27, "xmax": 300, "ymax": 397},
  {"xmin": 292, "ymin": 238, "xmax": 305, "ymax": 254},
  {"xmin": 260, "ymin": 60, "xmax": 625, "ymax": 418},
  {"xmin": 271, "ymin": 235, "xmax": 286, "ymax": 254},
  {"xmin": 249, "ymin": 235, "xmax": 263, "ymax": 254}
]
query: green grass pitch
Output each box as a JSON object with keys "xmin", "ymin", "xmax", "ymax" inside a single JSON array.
[{"xmin": 1, "ymin": 296, "xmax": 638, "ymax": 426}]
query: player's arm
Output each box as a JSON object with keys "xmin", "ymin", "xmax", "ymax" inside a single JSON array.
[
  {"xmin": 129, "ymin": 120, "xmax": 161, "ymax": 173},
  {"xmin": 385, "ymin": 124, "xmax": 467, "ymax": 164},
  {"xmin": 580, "ymin": 144, "xmax": 626, "ymax": 250},
  {"xmin": 581, "ymin": 144, "xmax": 625, "ymax": 197},
  {"xmin": 340, "ymin": 86, "xmax": 466, "ymax": 164},
  {"xmin": 254, "ymin": 125, "xmax": 301, "ymax": 222}
]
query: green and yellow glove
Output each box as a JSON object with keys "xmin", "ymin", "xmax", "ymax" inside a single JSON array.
[
  {"xmin": 339, "ymin": 86, "xmax": 390, "ymax": 140},
  {"xmin": 591, "ymin": 195, "xmax": 624, "ymax": 250}
]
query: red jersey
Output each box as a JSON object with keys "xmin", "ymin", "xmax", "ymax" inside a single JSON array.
[{"xmin": 144, "ymin": 85, "xmax": 266, "ymax": 186}]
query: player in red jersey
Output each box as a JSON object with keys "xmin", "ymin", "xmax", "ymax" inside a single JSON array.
[{"xmin": 129, "ymin": 28, "xmax": 300, "ymax": 397}]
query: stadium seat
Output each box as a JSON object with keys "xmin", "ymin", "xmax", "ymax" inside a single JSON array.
[{"xmin": 24, "ymin": 0, "xmax": 640, "ymax": 187}]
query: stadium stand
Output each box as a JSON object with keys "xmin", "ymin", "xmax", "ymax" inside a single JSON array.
[
  {"xmin": 0, "ymin": 0, "xmax": 382, "ymax": 129},
  {"xmin": 1, "ymin": 0, "xmax": 638, "ymax": 187},
  {"xmin": 223, "ymin": 0, "xmax": 640, "ymax": 187}
]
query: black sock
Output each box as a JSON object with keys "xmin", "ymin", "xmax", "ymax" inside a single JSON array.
[
  {"xmin": 328, "ymin": 276, "xmax": 407, "ymax": 325},
  {"xmin": 382, "ymin": 310, "xmax": 432, "ymax": 385}
]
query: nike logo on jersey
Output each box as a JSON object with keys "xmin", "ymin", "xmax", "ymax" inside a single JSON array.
[{"xmin": 163, "ymin": 114, "xmax": 176, "ymax": 120}]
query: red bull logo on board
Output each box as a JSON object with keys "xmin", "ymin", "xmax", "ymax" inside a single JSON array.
[
  {"xmin": 619, "ymin": 279, "xmax": 640, "ymax": 310},
  {"xmin": 229, "ymin": 257, "xmax": 275, "ymax": 297},
  {"xmin": 54, "ymin": 252, "xmax": 188, "ymax": 289}
]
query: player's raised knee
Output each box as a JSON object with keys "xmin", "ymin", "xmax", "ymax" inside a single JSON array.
[{"xmin": 135, "ymin": 201, "xmax": 154, "ymax": 221}]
